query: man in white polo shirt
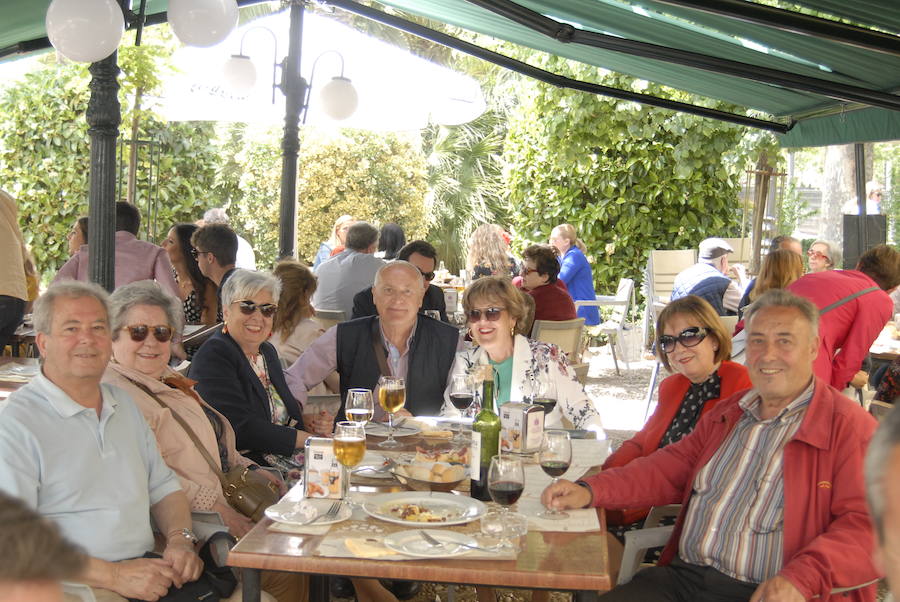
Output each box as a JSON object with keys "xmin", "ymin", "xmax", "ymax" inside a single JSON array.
[{"xmin": 0, "ymin": 281, "xmax": 202, "ymax": 601}]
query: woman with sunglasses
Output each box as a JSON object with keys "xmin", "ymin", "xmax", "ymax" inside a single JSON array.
[
  {"xmin": 190, "ymin": 270, "xmax": 331, "ymax": 484},
  {"xmin": 808, "ymin": 239, "xmax": 842, "ymax": 273},
  {"xmin": 602, "ymin": 295, "xmax": 750, "ymax": 532},
  {"xmin": 444, "ymin": 276, "xmax": 604, "ymax": 435}
]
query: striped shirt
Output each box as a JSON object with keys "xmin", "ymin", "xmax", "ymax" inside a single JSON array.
[{"xmin": 679, "ymin": 380, "xmax": 814, "ymax": 583}]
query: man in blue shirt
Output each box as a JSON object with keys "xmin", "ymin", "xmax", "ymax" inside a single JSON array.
[{"xmin": 0, "ymin": 281, "xmax": 202, "ymax": 601}]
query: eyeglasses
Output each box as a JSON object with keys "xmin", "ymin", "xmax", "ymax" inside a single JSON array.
[
  {"xmin": 122, "ymin": 324, "xmax": 174, "ymax": 343},
  {"xmin": 420, "ymin": 270, "xmax": 435, "ymax": 282},
  {"xmin": 521, "ymin": 267, "xmax": 539, "ymax": 276},
  {"xmin": 190, "ymin": 248, "xmax": 209, "ymax": 259},
  {"xmin": 807, "ymin": 249, "xmax": 830, "ymax": 261},
  {"xmin": 236, "ymin": 300, "xmax": 278, "ymax": 318},
  {"xmin": 467, "ymin": 307, "xmax": 505, "ymax": 323},
  {"xmin": 658, "ymin": 327, "xmax": 708, "ymax": 353}
]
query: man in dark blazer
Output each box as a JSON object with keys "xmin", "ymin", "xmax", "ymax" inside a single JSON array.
[{"xmin": 351, "ymin": 240, "xmax": 449, "ymax": 322}]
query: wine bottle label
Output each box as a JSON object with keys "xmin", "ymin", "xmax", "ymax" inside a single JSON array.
[{"xmin": 470, "ymin": 431, "xmax": 482, "ymax": 480}]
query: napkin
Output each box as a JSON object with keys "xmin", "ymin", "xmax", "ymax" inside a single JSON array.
[
  {"xmin": 267, "ymin": 521, "xmax": 332, "ymax": 536},
  {"xmin": 515, "ymin": 497, "xmax": 601, "ymax": 532}
]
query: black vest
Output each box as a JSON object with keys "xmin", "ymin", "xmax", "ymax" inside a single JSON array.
[{"xmin": 335, "ymin": 315, "xmax": 459, "ymax": 417}]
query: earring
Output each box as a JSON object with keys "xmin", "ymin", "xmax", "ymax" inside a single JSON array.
[
  {"xmin": 222, "ymin": 324, "xmax": 229, "ymax": 334},
  {"xmin": 510, "ymin": 325, "xmax": 516, "ymax": 337}
]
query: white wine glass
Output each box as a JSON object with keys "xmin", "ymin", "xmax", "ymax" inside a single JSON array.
[
  {"xmin": 538, "ymin": 430, "xmax": 572, "ymax": 520},
  {"xmin": 345, "ymin": 388, "xmax": 374, "ymax": 426},
  {"xmin": 377, "ymin": 375, "xmax": 406, "ymax": 449}
]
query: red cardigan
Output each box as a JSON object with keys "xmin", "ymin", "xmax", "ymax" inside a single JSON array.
[
  {"xmin": 527, "ymin": 279, "xmax": 577, "ymax": 323},
  {"xmin": 602, "ymin": 361, "xmax": 751, "ymax": 525},
  {"xmin": 585, "ymin": 378, "xmax": 879, "ymax": 601}
]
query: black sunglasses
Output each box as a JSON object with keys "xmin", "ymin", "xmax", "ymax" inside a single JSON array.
[
  {"xmin": 190, "ymin": 248, "xmax": 209, "ymax": 259},
  {"xmin": 658, "ymin": 327, "xmax": 708, "ymax": 354},
  {"xmin": 420, "ymin": 270, "xmax": 435, "ymax": 282},
  {"xmin": 122, "ymin": 324, "xmax": 174, "ymax": 343},
  {"xmin": 237, "ymin": 300, "xmax": 278, "ymax": 318},
  {"xmin": 467, "ymin": 307, "xmax": 505, "ymax": 323}
]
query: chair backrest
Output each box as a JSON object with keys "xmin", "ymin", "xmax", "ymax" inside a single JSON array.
[
  {"xmin": 722, "ymin": 237, "xmax": 752, "ymax": 267},
  {"xmin": 646, "ymin": 249, "xmax": 696, "ymax": 303},
  {"xmin": 531, "ymin": 318, "xmax": 586, "ymax": 361},
  {"xmin": 314, "ymin": 308, "xmax": 347, "ymax": 330},
  {"xmin": 610, "ymin": 278, "xmax": 635, "ymax": 324},
  {"xmin": 718, "ymin": 315, "xmax": 739, "ymax": 337}
]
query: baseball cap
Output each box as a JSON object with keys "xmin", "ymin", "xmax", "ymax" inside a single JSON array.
[{"xmin": 698, "ymin": 238, "xmax": 734, "ymax": 261}]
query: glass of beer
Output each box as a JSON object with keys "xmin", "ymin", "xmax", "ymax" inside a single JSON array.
[
  {"xmin": 377, "ymin": 375, "xmax": 406, "ymax": 449},
  {"xmin": 333, "ymin": 421, "xmax": 366, "ymax": 469},
  {"xmin": 345, "ymin": 388, "xmax": 374, "ymax": 425}
]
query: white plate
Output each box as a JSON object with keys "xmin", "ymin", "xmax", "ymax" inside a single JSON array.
[
  {"xmin": 363, "ymin": 491, "xmax": 486, "ymax": 527},
  {"xmin": 365, "ymin": 422, "xmax": 421, "ymax": 437},
  {"xmin": 265, "ymin": 499, "xmax": 351, "ymax": 526},
  {"xmin": 351, "ymin": 453, "xmax": 395, "ymax": 479},
  {"xmin": 384, "ymin": 529, "xmax": 478, "ymax": 558}
]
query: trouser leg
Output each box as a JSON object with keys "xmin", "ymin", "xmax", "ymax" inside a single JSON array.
[{"xmin": 0, "ymin": 296, "xmax": 24, "ymax": 351}]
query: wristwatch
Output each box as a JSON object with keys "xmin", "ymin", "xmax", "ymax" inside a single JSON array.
[{"xmin": 169, "ymin": 528, "xmax": 198, "ymax": 545}]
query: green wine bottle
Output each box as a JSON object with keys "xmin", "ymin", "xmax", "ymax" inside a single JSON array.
[{"xmin": 471, "ymin": 370, "xmax": 500, "ymax": 501}]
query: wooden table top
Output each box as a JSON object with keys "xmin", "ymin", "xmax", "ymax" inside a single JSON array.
[
  {"xmin": 228, "ymin": 433, "xmax": 615, "ymax": 592},
  {"xmin": 0, "ymin": 357, "xmax": 39, "ymax": 396}
]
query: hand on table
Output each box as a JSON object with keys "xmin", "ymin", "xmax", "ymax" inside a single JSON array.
[
  {"xmin": 109, "ymin": 557, "xmax": 178, "ymax": 601},
  {"xmin": 162, "ymin": 539, "xmax": 203, "ymax": 588},
  {"xmin": 749, "ymin": 576, "xmax": 804, "ymax": 602},
  {"xmin": 540, "ymin": 479, "xmax": 592, "ymax": 511}
]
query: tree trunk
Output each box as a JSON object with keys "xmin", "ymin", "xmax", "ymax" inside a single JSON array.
[{"xmin": 821, "ymin": 144, "xmax": 854, "ymax": 247}]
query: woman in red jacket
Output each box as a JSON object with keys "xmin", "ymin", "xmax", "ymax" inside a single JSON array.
[{"xmin": 604, "ymin": 295, "xmax": 751, "ymax": 531}]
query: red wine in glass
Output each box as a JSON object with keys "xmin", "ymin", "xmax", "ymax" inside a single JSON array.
[
  {"xmin": 540, "ymin": 460, "xmax": 570, "ymax": 478},
  {"xmin": 533, "ymin": 397, "xmax": 557, "ymax": 415},
  {"xmin": 450, "ymin": 393, "xmax": 474, "ymax": 411},
  {"xmin": 489, "ymin": 480, "xmax": 524, "ymax": 506}
]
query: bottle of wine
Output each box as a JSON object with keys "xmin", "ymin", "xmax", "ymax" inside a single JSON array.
[{"xmin": 471, "ymin": 369, "xmax": 500, "ymax": 501}]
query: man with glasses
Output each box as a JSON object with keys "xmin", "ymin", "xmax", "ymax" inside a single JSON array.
[
  {"xmin": 787, "ymin": 244, "xmax": 900, "ymax": 391},
  {"xmin": 190, "ymin": 223, "xmax": 238, "ymax": 318},
  {"xmin": 0, "ymin": 281, "xmax": 203, "ymax": 601},
  {"xmin": 54, "ymin": 202, "xmax": 179, "ymax": 298},
  {"xmin": 287, "ymin": 261, "xmax": 459, "ymax": 418},
  {"xmin": 352, "ymin": 240, "xmax": 449, "ymax": 321},
  {"xmin": 544, "ymin": 289, "xmax": 880, "ymax": 602}
]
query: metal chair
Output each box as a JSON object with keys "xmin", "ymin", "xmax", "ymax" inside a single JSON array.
[
  {"xmin": 576, "ymin": 278, "xmax": 635, "ymax": 376},
  {"xmin": 531, "ymin": 317, "xmax": 588, "ymax": 382},
  {"xmin": 314, "ymin": 308, "xmax": 347, "ymax": 330}
]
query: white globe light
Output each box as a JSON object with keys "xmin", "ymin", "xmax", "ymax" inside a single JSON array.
[
  {"xmin": 45, "ymin": 0, "xmax": 124, "ymax": 63},
  {"xmin": 168, "ymin": 0, "xmax": 238, "ymax": 48},
  {"xmin": 319, "ymin": 77, "xmax": 358, "ymax": 121},
  {"xmin": 223, "ymin": 55, "xmax": 257, "ymax": 92}
]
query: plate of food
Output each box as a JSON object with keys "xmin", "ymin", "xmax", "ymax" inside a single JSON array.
[
  {"xmin": 363, "ymin": 491, "xmax": 486, "ymax": 527},
  {"xmin": 365, "ymin": 422, "xmax": 421, "ymax": 437},
  {"xmin": 265, "ymin": 499, "xmax": 352, "ymax": 526},
  {"xmin": 384, "ymin": 529, "xmax": 479, "ymax": 558}
]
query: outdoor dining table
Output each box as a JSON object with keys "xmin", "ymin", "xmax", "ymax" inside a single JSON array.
[
  {"xmin": 228, "ymin": 431, "xmax": 616, "ymax": 602},
  {"xmin": 0, "ymin": 356, "xmax": 39, "ymax": 398}
]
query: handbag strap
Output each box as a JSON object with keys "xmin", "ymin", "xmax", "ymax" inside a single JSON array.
[
  {"xmin": 371, "ymin": 318, "xmax": 392, "ymax": 377},
  {"xmin": 124, "ymin": 375, "xmax": 230, "ymax": 490},
  {"xmin": 820, "ymin": 286, "xmax": 879, "ymax": 315}
]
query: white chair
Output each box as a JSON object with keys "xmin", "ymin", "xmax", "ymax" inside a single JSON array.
[
  {"xmin": 575, "ymin": 278, "xmax": 635, "ymax": 376},
  {"xmin": 314, "ymin": 308, "xmax": 346, "ymax": 330},
  {"xmin": 531, "ymin": 318, "xmax": 589, "ymax": 382},
  {"xmin": 642, "ymin": 250, "xmax": 697, "ymax": 348}
]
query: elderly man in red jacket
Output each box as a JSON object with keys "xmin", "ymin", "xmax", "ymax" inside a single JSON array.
[{"xmin": 544, "ymin": 289, "xmax": 879, "ymax": 602}]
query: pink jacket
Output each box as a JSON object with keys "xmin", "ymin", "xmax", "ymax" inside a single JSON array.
[
  {"xmin": 583, "ymin": 378, "xmax": 879, "ymax": 601},
  {"xmin": 54, "ymin": 231, "xmax": 179, "ymax": 297}
]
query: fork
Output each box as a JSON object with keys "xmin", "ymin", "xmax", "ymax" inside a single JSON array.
[
  {"xmin": 312, "ymin": 501, "xmax": 342, "ymax": 523},
  {"xmin": 418, "ymin": 530, "xmax": 493, "ymax": 553}
]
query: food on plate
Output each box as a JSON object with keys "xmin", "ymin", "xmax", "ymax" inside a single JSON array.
[
  {"xmin": 383, "ymin": 502, "xmax": 454, "ymax": 523},
  {"xmin": 395, "ymin": 462, "xmax": 466, "ymax": 484},
  {"xmin": 345, "ymin": 538, "xmax": 395, "ymax": 558}
]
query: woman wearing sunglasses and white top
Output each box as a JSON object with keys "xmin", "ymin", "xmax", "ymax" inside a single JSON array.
[
  {"xmin": 442, "ymin": 276, "xmax": 605, "ymax": 436},
  {"xmin": 190, "ymin": 270, "xmax": 332, "ymax": 484},
  {"xmin": 603, "ymin": 295, "xmax": 750, "ymax": 531}
]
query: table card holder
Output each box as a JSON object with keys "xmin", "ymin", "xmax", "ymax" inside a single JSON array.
[
  {"xmin": 500, "ymin": 402, "xmax": 544, "ymax": 454},
  {"xmin": 304, "ymin": 437, "xmax": 346, "ymax": 499}
]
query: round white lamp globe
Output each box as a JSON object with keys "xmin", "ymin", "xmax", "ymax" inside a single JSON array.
[
  {"xmin": 169, "ymin": 0, "xmax": 238, "ymax": 48},
  {"xmin": 319, "ymin": 77, "xmax": 358, "ymax": 121},
  {"xmin": 223, "ymin": 55, "xmax": 257, "ymax": 92},
  {"xmin": 46, "ymin": 0, "xmax": 125, "ymax": 63}
]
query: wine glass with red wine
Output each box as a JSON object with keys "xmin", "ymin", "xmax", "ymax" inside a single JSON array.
[
  {"xmin": 538, "ymin": 430, "xmax": 572, "ymax": 520},
  {"xmin": 532, "ymin": 372, "xmax": 558, "ymax": 423},
  {"xmin": 449, "ymin": 373, "xmax": 476, "ymax": 443},
  {"xmin": 488, "ymin": 455, "xmax": 525, "ymax": 512}
]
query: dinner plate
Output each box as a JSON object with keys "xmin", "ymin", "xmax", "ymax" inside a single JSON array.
[
  {"xmin": 264, "ymin": 499, "xmax": 351, "ymax": 526},
  {"xmin": 363, "ymin": 491, "xmax": 486, "ymax": 527},
  {"xmin": 365, "ymin": 422, "xmax": 421, "ymax": 437},
  {"xmin": 384, "ymin": 529, "xmax": 478, "ymax": 558},
  {"xmin": 351, "ymin": 453, "xmax": 395, "ymax": 479}
]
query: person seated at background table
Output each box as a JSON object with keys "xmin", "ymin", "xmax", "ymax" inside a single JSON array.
[
  {"xmin": 603, "ymin": 295, "xmax": 751, "ymax": 535},
  {"xmin": 737, "ymin": 248, "xmax": 804, "ymax": 319},
  {"xmin": 54, "ymin": 201, "xmax": 180, "ymax": 298},
  {"xmin": 671, "ymin": 237, "xmax": 746, "ymax": 317},
  {"xmin": 375, "ymin": 222, "xmax": 406, "ymax": 260},
  {"xmin": 352, "ymin": 240, "xmax": 449, "ymax": 322},
  {"xmin": 807, "ymin": 239, "xmax": 841, "ymax": 273},
  {"xmin": 313, "ymin": 221, "xmax": 385, "ymax": 319},
  {"xmin": 286, "ymin": 261, "xmax": 460, "ymax": 419},
  {"xmin": 0, "ymin": 490, "xmax": 87, "ymax": 602},
  {"xmin": 444, "ymin": 276, "xmax": 605, "ymax": 436},
  {"xmin": 67, "ymin": 215, "xmax": 88, "ymax": 257},
  {"xmin": 162, "ymin": 223, "xmax": 218, "ymax": 326},
  {"xmin": 191, "ymin": 222, "xmax": 238, "ymax": 320},
  {"xmin": 549, "ymin": 223, "xmax": 600, "ymax": 326},
  {"xmin": 101, "ymin": 280, "xmax": 308, "ymax": 602},
  {"xmin": 202, "ymin": 207, "xmax": 257, "ymax": 271},
  {"xmin": 314, "ymin": 214, "xmax": 355, "ymax": 267},
  {"xmin": 467, "ymin": 223, "xmax": 519, "ymax": 280},
  {"xmin": 516, "ymin": 243, "xmax": 577, "ymax": 326},
  {"xmin": 190, "ymin": 270, "xmax": 331, "ymax": 484},
  {"xmin": 543, "ymin": 289, "xmax": 880, "ymax": 602},
  {"xmin": 0, "ymin": 281, "xmax": 204, "ymax": 601},
  {"xmin": 737, "ymin": 236, "xmax": 802, "ymax": 316}
]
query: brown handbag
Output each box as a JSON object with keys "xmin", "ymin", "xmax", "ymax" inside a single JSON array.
[{"xmin": 127, "ymin": 377, "xmax": 280, "ymax": 522}]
